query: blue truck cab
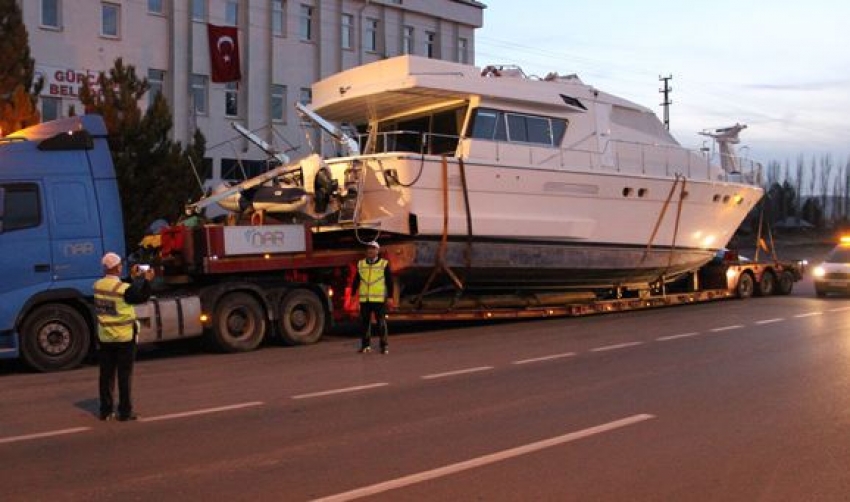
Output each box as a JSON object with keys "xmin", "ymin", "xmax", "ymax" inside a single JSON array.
[{"xmin": 0, "ymin": 115, "xmax": 126, "ymax": 371}]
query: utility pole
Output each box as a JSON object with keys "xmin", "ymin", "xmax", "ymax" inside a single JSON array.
[{"xmin": 659, "ymin": 75, "xmax": 672, "ymax": 130}]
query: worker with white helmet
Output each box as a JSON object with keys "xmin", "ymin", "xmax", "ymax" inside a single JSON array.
[
  {"xmin": 351, "ymin": 241, "xmax": 394, "ymax": 354},
  {"xmin": 93, "ymin": 252, "xmax": 154, "ymax": 421}
]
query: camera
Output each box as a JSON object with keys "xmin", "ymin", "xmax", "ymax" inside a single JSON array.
[{"xmin": 138, "ymin": 264, "xmax": 151, "ymax": 272}]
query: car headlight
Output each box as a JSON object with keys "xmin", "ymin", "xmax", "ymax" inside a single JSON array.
[{"xmin": 813, "ymin": 266, "xmax": 826, "ymax": 278}]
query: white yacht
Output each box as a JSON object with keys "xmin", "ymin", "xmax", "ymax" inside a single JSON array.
[{"xmin": 221, "ymin": 55, "xmax": 764, "ymax": 294}]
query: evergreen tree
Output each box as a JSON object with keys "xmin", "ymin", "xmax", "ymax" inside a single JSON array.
[
  {"xmin": 0, "ymin": 0, "xmax": 42, "ymax": 135},
  {"xmin": 78, "ymin": 58, "xmax": 204, "ymax": 250}
]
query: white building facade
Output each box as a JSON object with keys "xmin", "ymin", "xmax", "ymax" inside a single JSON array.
[{"xmin": 20, "ymin": 0, "xmax": 484, "ymax": 182}]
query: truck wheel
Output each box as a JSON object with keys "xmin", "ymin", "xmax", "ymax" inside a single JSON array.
[
  {"xmin": 210, "ymin": 293, "xmax": 266, "ymax": 352},
  {"xmin": 755, "ymin": 271, "xmax": 775, "ymax": 296},
  {"xmin": 278, "ymin": 289, "xmax": 326, "ymax": 345},
  {"xmin": 19, "ymin": 304, "xmax": 91, "ymax": 372},
  {"xmin": 776, "ymin": 271, "xmax": 795, "ymax": 295},
  {"xmin": 736, "ymin": 272, "xmax": 754, "ymax": 299}
]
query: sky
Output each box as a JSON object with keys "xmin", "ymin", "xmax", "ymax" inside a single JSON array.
[{"xmin": 477, "ymin": 0, "xmax": 850, "ymax": 165}]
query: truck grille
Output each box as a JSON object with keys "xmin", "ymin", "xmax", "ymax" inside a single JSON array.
[{"xmin": 826, "ymin": 272, "xmax": 850, "ymax": 280}]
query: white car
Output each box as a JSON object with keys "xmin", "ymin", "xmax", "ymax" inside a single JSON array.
[{"xmin": 813, "ymin": 242, "xmax": 850, "ymax": 297}]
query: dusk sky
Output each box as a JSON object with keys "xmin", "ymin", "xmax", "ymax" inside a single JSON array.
[{"xmin": 477, "ymin": 1, "xmax": 850, "ymax": 165}]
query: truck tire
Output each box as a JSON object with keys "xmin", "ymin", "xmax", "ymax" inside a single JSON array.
[
  {"xmin": 19, "ymin": 304, "xmax": 91, "ymax": 372},
  {"xmin": 278, "ymin": 289, "xmax": 326, "ymax": 345},
  {"xmin": 736, "ymin": 272, "xmax": 754, "ymax": 299},
  {"xmin": 755, "ymin": 271, "xmax": 775, "ymax": 296},
  {"xmin": 209, "ymin": 292, "xmax": 266, "ymax": 352},
  {"xmin": 776, "ymin": 271, "xmax": 795, "ymax": 295}
]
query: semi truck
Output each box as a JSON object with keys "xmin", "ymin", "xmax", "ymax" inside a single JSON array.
[{"xmin": 0, "ymin": 115, "xmax": 804, "ymax": 372}]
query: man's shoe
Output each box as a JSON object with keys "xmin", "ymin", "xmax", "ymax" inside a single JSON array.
[
  {"xmin": 359, "ymin": 346, "xmax": 372, "ymax": 353},
  {"xmin": 99, "ymin": 412, "xmax": 115, "ymax": 421},
  {"xmin": 381, "ymin": 347, "xmax": 389, "ymax": 355},
  {"xmin": 117, "ymin": 413, "xmax": 138, "ymax": 422}
]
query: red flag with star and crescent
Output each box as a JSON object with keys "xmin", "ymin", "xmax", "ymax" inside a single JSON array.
[{"xmin": 207, "ymin": 24, "xmax": 241, "ymax": 83}]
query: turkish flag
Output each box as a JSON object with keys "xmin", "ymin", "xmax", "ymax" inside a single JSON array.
[{"xmin": 207, "ymin": 24, "xmax": 241, "ymax": 83}]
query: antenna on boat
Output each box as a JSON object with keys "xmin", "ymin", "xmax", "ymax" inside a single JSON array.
[{"xmin": 659, "ymin": 75, "xmax": 673, "ymax": 130}]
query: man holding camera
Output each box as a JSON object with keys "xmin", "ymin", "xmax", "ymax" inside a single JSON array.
[{"xmin": 94, "ymin": 252, "xmax": 154, "ymax": 422}]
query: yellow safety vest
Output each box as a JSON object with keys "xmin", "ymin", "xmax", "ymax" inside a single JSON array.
[
  {"xmin": 358, "ymin": 258, "xmax": 388, "ymax": 303},
  {"xmin": 93, "ymin": 275, "xmax": 136, "ymax": 343}
]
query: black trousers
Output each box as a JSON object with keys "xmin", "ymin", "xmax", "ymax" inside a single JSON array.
[
  {"xmin": 359, "ymin": 302, "xmax": 388, "ymax": 349},
  {"xmin": 98, "ymin": 341, "xmax": 136, "ymax": 417}
]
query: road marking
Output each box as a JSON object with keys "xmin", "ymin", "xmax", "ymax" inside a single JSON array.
[
  {"xmin": 292, "ymin": 383, "xmax": 389, "ymax": 400},
  {"xmin": 710, "ymin": 325, "xmax": 744, "ymax": 332},
  {"xmin": 656, "ymin": 332, "xmax": 700, "ymax": 342},
  {"xmin": 311, "ymin": 413, "xmax": 656, "ymax": 502},
  {"xmin": 0, "ymin": 427, "xmax": 90, "ymax": 445},
  {"xmin": 590, "ymin": 341, "xmax": 643, "ymax": 352},
  {"xmin": 755, "ymin": 318, "xmax": 784, "ymax": 325},
  {"xmin": 421, "ymin": 366, "xmax": 494, "ymax": 380},
  {"xmin": 794, "ymin": 312, "xmax": 823, "ymax": 318},
  {"xmin": 829, "ymin": 307, "xmax": 850, "ymax": 312},
  {"xmin": 140, "ymin": 401, "xmax": 265, "ymax": 422},
  {"xmin": 512, "ymin": 352, "xmax": 576, "ymax": 365}
]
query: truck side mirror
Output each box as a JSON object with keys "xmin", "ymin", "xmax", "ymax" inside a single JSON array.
[{"xmin": 0, "ymin": 187, "xmax": 5, "ymax": 233}]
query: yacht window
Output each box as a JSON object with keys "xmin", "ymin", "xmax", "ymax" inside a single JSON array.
[
  {"xmin": 525, "ymin": 116, "xmax": 551, "ymax": 144},
  {"xmin": 470, "ymin": 109, "xmax": 499, "ymax": 139},
  {"xmin": 506, "ymin": 114, "xmax": 528, "ymax": 143},
  {"xmin": 551, "ymin": 119, "xmax": 567, "ymax": 145},
  {"xmin": 469, "ymin": 108, "xmax": 563, "ymax": 146}
]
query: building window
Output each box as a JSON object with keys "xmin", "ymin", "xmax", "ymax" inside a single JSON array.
[
  {"xmin": 225, "ymin": 0, "xmax": 238, "ymax": 26},
  {"xmin": 148, "ymin": 0, "xmax": 164, "ymax": 14},
  {"xmin": 299, "ymin": 87, "xmax": 312, "ymax": 105},
  {"xmin": 341, "ymin": 13, "xmax": 353, "ymax": 50},
  {"xmin": 364, "ymin": 18, "xmax": 379, "ymax": 53},
  {"xmin": 271, "ymin": 84, "xmax": 287, "ymax": 123},
  {"xmin": 191, "ymin": 0, "xmax": 206, "ymax": 21},
  {"xmin": 457, "ymin": 37, "xmax": 468, "ymax": 64},
  {"xmin": 191, "ymin": 74, "xmax": 208, "ymax": 115},
  {"xmin": 402, "ymin": 26, "xmax": 414, "ymax": 54},
  {"xmin": 299, "ymin": 5, "xmax": 313, "ymax": 41},
  {"xmin": 101, "ymin": 2, "xmax": 120, "ymax": 38},
  {"xmin": 148, "ymin": 69, "xmax": 165, "ymax": 108},
  {"xmin": 41, "ymin": 0, "xmax": 61, "ymax": 29},
  {"xmin": 272, "ymin": 0, "xmax": 285, "ymax": 37},
  {"xmin": 41, "ymin": 97, "xmax": 61, "ymax": 121},
  {"xmin": 425, "ymin": 31, "xmax": 436, "ymax": 58},
  {"xmin": 225, "ymin": 82, "xmax": 239, "ymax": 117}
]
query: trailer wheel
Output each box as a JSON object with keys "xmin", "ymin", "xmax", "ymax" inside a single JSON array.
[
  {"xmin": 278, "ymin": 289, "xmax": 325, "ymax": 345},
  {"xmin": 755, "ymin": 271, "xmax": 776, "ymax": 296},
  {"xmin": 19, "ymin": 304, "xmax": 90, "ymax": 372},
  {"xmin": 776, "ymin": 271, "xmax": 795, "ymax": 295},
  {"xmin": 736, "ymin": 272, "xmax": 755, "ymax": 299},
  {"xmin": 210, "ymin": 293, "xmax": 266, "ymax": 352}
]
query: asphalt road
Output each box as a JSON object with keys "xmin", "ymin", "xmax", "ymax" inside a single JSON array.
[{"xmin": 3, "ymin": 275, "xmax": 850, "ymax": 501}]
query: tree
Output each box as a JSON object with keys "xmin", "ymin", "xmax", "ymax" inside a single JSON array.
[
  {"xmin": 78, "ymin": 58, "xmax": 204, "ymax": 249},
  {"xmin": 0, "ymin": 0, "xmax": 42, "ymax": 135}
]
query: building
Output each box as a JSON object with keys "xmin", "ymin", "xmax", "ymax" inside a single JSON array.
[{"xmin": 19, "ymin": 0, "xmax": 484, "ymax": 183}]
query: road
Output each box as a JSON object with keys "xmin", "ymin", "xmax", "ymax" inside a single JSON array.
[{"xmin": 3, "ymin": 277, "xmax": 850, "ymax": 501}]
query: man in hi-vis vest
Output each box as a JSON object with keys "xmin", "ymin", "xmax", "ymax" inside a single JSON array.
[
  {"xmin": 94, "ymin": 252, "xmax": 153, "ymax": 421},
  {"xmin": 351, "ymin": 241, "xmax": 394, "ymax": 354}
]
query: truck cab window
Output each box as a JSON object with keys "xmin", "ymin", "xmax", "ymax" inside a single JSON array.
[{"xmin": 0, "ymin": 184, "xmax": 41, "ymax": 232}]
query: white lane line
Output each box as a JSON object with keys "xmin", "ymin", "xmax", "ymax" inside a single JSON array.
[
  {"xmin": 656, "ymin": 332, "xmax": 700, "ymax": 342},
  {"xmin": 512, "ymin": 352, "xmax": 576, "ymax": 365},
  {"xmin": 794, "ymin": 312, "xmax": 823, "ymax": 318},
  {"xmin": 0, "ymin": 427, "xmax": 91, "ymax": 445},
  {"xmin": 421, "ymin": 366, "xmax": 494, "ymax": 380},
  {"xmin": 292, "ymin": 383, "xmax": 389, "ymax": 400},
  {"xmin": 829, "ymin": 307, "xmax": 850, "ymax": 312},
  {"xmin": 710, "ymin": 325, "xmax": 744, "ymax": 332},
  {"xmin": 140, "ymin": 401, "xmax": 265, "ymax": 422},
  {"xmin": 590, "ymin": 341, "xmax": 643, "ymax": 352},
  {"xmin": 755, "ymin": 318, "xmax": 784, "ymax": 325},
  {"xmin": 311, "ymin": 413, "xmax": 656, "ymax": 502}
]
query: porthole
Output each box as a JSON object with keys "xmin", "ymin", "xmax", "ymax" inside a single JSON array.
[
  {"xmin": 713, "ymin": 194, "xmax": 721, "ymax": 202},
  {"xmin": 722, "ymin": 195, "xmax": 731, "ymax": 203},
  {"xmin": 622, "ymin": 187, "xmax": 633, "ymax": 197},
  {"xmin": 681, "ymin": 191, "xmax": 689, "ymax": 200},
  {"xmin": 638, "ymin": 188, "xmax": 648, "ymax": 198}
]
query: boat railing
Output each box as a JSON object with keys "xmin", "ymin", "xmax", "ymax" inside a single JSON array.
[{"xmin": 357, "ymin": 130, "xmax": 762, "ymax": 186}]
